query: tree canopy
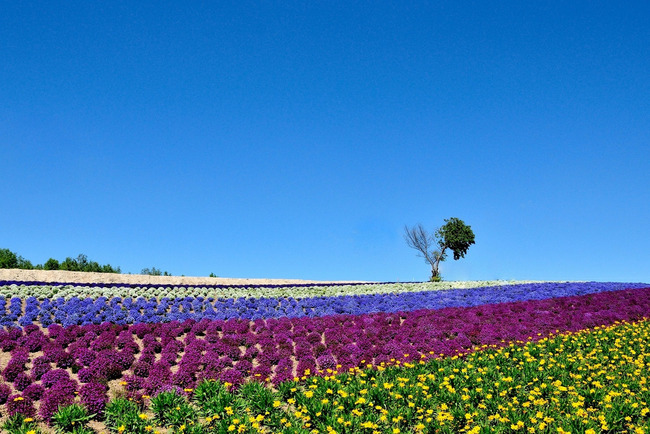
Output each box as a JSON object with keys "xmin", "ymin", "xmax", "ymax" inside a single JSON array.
[{"xmin": 404, "ymin": 217, "xmax": 475, "ymax": 281}]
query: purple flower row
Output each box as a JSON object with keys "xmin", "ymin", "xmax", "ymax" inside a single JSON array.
[
  {"xmin": 1, "ymin": 282, "xmax": 646, "ymax": 328},
  {"xmin": 1, "ymin": 286, "xmax": 649, "ymax": 410}
]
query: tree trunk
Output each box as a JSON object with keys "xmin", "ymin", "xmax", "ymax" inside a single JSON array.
[
  {"xmin": 429, "ymin": 246, "xmax": 446, "ymax": 282},
  {"xmin": 430, "ymin": 263, "xmax": 441, "ymax": 281}
]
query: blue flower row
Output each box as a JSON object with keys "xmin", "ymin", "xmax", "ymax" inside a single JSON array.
[{"xmin": 0, "ymin": 282, "xmax": 647, "ymax": 329}]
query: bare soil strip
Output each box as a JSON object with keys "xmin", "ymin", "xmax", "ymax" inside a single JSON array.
[{"xmin": 0, "ymin": 269, "xmax": 367, "ymax": 286}]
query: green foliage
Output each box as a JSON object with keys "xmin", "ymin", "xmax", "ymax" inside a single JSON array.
[
  {"xmin": 436, "ymin": 217, "xmax": 476, "ymax": 261},
  {"xmin": 51, "ymin": 403, "xmax": 95, "ymax": 434},
  {"xmin": 193, "ymin": 379, "xmax": 227, "ymax": 406},
  {"xmin": 276, "ymin": 379, "xmax": 301, "ymax": 400},
  {"xmin": 0, "ymin": 248, "xmax": 19, "ymax": 268},
  {"xmin": 16, "ymin": 257, "xmax": 33, "ymax": 269},
  {"xmin": 151, "ymin": 390, "xmax": 196, "ymax": 427},
  {"xmin": 209, "ymin": 272, "xmax": 217, "ymax": 278},
  {"xmin": 141, "ymin": 267, "xmax": 171, "ymax": 276},
  {"xmin": 0, "ymin": 249, "xmax": 121, "ymax": 273},
  {"xmin": 0, "ymin": 248, "xmax": 35, "ymax": 270},
  {"xmin": 0, "ymin": 248, "xmax": 203, "ymax": 277},
  {"xmin": 103, "ymin": 397, "xmax": 147, "ymax": 433},
  {"xmin": 43, "ymin": 258, "xmax": 59, "ymax": 270},
  {"xmin": 1, "ymin": 414, "xmax": 43, "ymax": 434},
  {"xmin": 174, "ymin": 424, "xmax": 208, "ymax": 434},
  {"xmin": 236, "ymin": 381, "xmax": 276, "ymax": 414},
  {"xmin": 193, "ymin": 379, "xmax": 247, "ymax": 418},
  {"xmin": 59, "ymin": 254, "xmax": 120, "ymax": 273}
]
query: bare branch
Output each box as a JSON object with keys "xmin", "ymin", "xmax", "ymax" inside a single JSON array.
[{"xmin": 403, "ymin": 224, "xmax": 435, "ymax": 265}]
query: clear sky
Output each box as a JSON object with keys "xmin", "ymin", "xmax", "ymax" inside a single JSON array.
[{"xmin": 2, "ymin": 2, "xmax": 649, "ymax": 282}]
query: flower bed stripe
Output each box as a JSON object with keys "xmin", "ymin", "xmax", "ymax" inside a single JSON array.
[
  {"xmin": 0, "ymin": 280, "xmax": 546, "ymax": 300},
  {"xmin": 1, "ymin": 282, "xmax": 647, "ymax": 328}
]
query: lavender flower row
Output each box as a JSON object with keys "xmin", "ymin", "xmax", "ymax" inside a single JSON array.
[
  {"xmin": 1, "ymin": 287, "xmax": 649, "ymax": 404},
  {"xmin": 0, "ymin": 282, "xmax": 647, "ymax": 329}
]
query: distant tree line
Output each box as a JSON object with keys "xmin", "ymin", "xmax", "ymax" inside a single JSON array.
[
  {"xmin": 0, "ymin": 248, "xmax": 121, "ymax": 273},
  {"xmin": 140, "ymin": 267, "xmax": 172, "ymax": 276},
  {"xmin": 0, "ymin": 248, "xmax": 221, "ymax": 277}
]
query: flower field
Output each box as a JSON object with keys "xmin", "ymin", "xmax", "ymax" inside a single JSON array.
[{"xmin": 0, "ymin": 280, "xmax": 649, "ymax": 433}]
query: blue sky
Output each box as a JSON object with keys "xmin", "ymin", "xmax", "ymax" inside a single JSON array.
[{"xmin": 2, "ymin": 2, "xmax": 649, "ymax": 282}]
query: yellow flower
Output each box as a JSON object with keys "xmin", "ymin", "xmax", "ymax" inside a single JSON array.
[
  {"xmin": 642, "ymin": 408, "xmax": 650, "ymax": 416},
  {"xmin": 511, "ymin": 421, "xmax": 524, "ymax": 430}
]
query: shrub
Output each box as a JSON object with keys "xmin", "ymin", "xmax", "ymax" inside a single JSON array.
[
  {"xmin": 22, "ymin": 383, "xmax": 45, "ymax": 401},
  {"xmin": 40, "ymin": 369, "xmax": 71, "ymax": 388},
  {"xmin": 0, "ymin": 382, "xmax": 11, "ymax": 404},
  {"xmin": 3, "ymin": 359, "xmax": 26, "ymax": 383},
  {"xmin": 79, "ymin": 382, "xmax": 109, "ymax": 419},
  {"xmin": 6, "ymin": 393, "xmax": 36, "ymax": 418},
  {"xmin": 38, "ymin": 379, "xmax": 77, "ymax": 422},
  {"xmin": 104, "ymin": 397, "xmax": 146, "ymax": 433},
  {"xmin": 151, "ymin": 389, "xmax": 196, "ymax": 427},
  {"xmin": 51, "ymin": 403, "xmax": 94, "ymax": 432},
  {"xmin": 193, "ymin": 380, "xmax": 238, "ymax": 418},
  {"xmin": 13, "ymin": 372, "xmax": 32, "ymax": 391},
  {"xmin": 236, "ymin": 381, "xmax": 276, "ymax": 414},
  {"xmin": 1, "ymin": 413, "xmax": 42, "ymax": 434}
]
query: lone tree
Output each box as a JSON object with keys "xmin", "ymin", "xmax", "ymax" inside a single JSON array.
[{"xmin": 404, "ymin": 217, "xmax": 475, "ymax": 281}]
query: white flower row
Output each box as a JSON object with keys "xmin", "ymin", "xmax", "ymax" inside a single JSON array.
[{"xmin": 0, "ymin": 280, "xmax": 552, "ymax": 300}]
